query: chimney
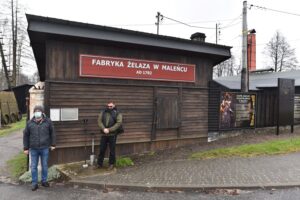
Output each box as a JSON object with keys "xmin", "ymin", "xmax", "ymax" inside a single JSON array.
[
  {"xmin": 247, "ymin": 30, "xmax": 256, "ymax": 71},
  {"xmin": 190, "ymin": 32, "xmax": 206, "ymax": 42}
]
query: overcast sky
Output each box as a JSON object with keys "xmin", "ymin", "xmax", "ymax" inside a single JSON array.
[{"xmin": 19, "ymin": 0, "xmax": 300, "ymax": 75}]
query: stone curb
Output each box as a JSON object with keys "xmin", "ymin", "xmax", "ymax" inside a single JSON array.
[{"xmin": 68, "ymin": 179, "xmax": 300, "ymax": 192}]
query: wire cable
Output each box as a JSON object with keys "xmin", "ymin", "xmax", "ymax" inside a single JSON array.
[
  {"xmin": 161, "ymin": 15, "xmax": 216, "ymax": 29},
  {"xmin": 250, "ymin": 4, "xmax": 300, "ymax": 17}
]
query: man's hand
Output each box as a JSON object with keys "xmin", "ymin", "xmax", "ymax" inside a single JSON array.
[
  {"xmin": 103, "ymin": 128, "xmax": 109, "ymax": 134},
  {"xmin": 50, "ymin": 146, "xmax": 56, "ymax": 151},
  {"xmin": 24, "ymin": 150, "xmax": 29, "ymax": 155}
]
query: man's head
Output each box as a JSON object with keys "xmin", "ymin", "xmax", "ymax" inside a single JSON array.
[
  {"xmin": 107, "ymin": 101, "xmax": 115, "ymax": 110},
  {"xmin": 33, "ymin": 105, "xmax": 44, "ymax": 119}
]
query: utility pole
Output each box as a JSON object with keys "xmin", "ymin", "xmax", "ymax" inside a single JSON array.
[
  {"xmin": 216, "ymin": 23, "xmax": 218, "ymax": 44},
  {"xmin": 241, "ymin": 1, "xmax": 248, "ymax": 92},
  {"xmin": 11, "ymin": 0, "xmax": 17, "ymax": 87},
  {"xmin": 155, "ymin": 12, "xmax": 162, "ymax": 35},
  {"xmin": 0, "ymin": 40, "xmax": 12, "ymax": 90}
]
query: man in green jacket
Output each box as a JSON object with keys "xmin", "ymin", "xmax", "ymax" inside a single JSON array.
[{"xmin": 97, "ymin": 101, "xmax": 122, "ymax": 170}]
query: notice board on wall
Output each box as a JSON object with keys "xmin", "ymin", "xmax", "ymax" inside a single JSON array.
[
  {"xmin": 278, "ymin": 78, "xmax": 295, "ymax": 126},
  {"xmin": 294, "ymin": 95, "xmax": 300, "ymax": 124},
  {"xmin": 219, "ymin": 92, "xmax": 256, "ymax": 130}
]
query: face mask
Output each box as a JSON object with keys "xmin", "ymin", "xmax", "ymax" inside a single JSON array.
[
  {"xmin": 34, "ymin": 111, "xmax": 42, "ymax": 119},
  {"xmin": 107, "ymin": 105, "xmax": 114, "ymax": 110}
]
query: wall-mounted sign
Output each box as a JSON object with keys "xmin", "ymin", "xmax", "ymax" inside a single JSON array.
[
  {"xmin": 294, "ymin": 95, "xmax": 300, "ymax": 124},
  {"xmin": 278, "ymin": 78, "xmax": 295, "ymax": 126},
  {"xmin": 61, "ymin": 108, "xmax": 78, "ymax": 121},
  {"xmin": 79, "ymin": 54, "xmax": 195, "ymax": 82},
  {"xmin": 219, "ymin": 92, "xmax": 256, "ymax": 130},
  {"xmin": 50, "ymin": 108, "xmax": 79, "ymax": 121},
  {"xmin": 50, "ymin": 108, "xmax": 60, "ymax": 121}
]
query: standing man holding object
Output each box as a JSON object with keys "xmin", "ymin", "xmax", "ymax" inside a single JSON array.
[
  {"xmin": 97, "ymin": 101, "xmax": 122, "ymax": 170},
  {"xmin": 23, "ymin": 105, "xmax": 56, "ymax": 191}
]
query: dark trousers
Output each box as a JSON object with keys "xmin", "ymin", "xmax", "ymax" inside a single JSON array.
[{"xmin": 97, "ymin": 135, "xmax": 117, "ymax": 166}]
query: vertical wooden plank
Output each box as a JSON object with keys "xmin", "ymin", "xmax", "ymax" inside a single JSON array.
[
  {"xmin": 262, "ymin": 91, "xmax": 266, "ymax": 127},
  {"xmin": 177, "ymin": 86, "xmax": 182, "ymax": 138},
  {"xmin": 151, "ymin": 86, "xmax": 157, "ymax": 141},
  {"xmin": 270, "ymin": 91, "xmax": 273, "ymax": 126},
  {"xmin": 257, "ymin": 92, "xmax": 262, "ymax": 127},
  {"xmin": 44, "ymin": 81, "xmax": 50, "ymax": 116}
]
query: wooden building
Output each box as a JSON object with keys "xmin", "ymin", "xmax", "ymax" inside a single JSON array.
[
  {"xmin": 209, "ymin": 69, "xmax": 300, "ymax": 132},
  {"xmin": 26, "ymin": 14, "xmax": 231, "ymax": 164},
  {"xmin": 4, "ymin": 84, "xmax": 33, "ymax": 114}
]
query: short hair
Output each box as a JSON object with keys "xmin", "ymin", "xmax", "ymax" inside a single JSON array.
[{"xmin": 107, "ymin": 101, "xmax": 115, "ymax": 105}]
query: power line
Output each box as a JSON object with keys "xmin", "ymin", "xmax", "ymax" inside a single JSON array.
[
  {"xmin": 220, "ymin": 20, "xmax": 242, "ymax": 29},
  {"xmin": 250, "ymin": 4, "xmax": 300, "ymax": 17},
  {"xmin": 232, "ymin": 38, "xmax": 300, "ymax": 48},
  {"xmin": 107, "ymin": 16, "xmax": 243, "ymax": 28},
  {"xmin": 160, "ymin": 15, "xmax": 216, "ymax": 29},
  {"xmin": 219, "ymin": 14, "xmax": 242, "ymax": 29}
]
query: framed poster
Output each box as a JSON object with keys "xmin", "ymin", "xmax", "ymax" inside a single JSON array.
[{"xmin": 219, "ymin": 92, "xmax": 256, "ymax": 130}]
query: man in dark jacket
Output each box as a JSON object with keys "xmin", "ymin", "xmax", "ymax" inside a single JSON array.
[
  {"xmin": 97, "ymin": 101, "xmax": 122, "ymax": 170},
  {"xmin": 23, "ymin": 105, "xmax": 56, "ymax": 191}
]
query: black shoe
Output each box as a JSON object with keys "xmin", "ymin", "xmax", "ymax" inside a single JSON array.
[
  {"xmin": 41, "ymin": 182, "xmax": 50, "ymax": 187},
  {"xmin": 32, "ymin": 184, "xmax": 38, "ymax": 191}
]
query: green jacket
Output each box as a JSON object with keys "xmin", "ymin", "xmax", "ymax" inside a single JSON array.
[{"xmin": 98, "ymin": 109, "xmax": 122, "ymax": 136}]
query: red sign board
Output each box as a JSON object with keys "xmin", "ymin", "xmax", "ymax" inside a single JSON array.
[{"xmin": 79, "ymin": 54, "xmax": 195, "ymax": 82}]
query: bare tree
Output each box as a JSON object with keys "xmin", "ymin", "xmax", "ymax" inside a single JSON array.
[
  {"xmin": 264, "ymin": 31, "xmax": 298, "ymax": 72},
  {"xmin": 0, "ymin": 0, "xmax": 35, "ymax": 89},
  {"xmin": 214, "ymin": 55, "xmax": 240, "ymax": 78}
]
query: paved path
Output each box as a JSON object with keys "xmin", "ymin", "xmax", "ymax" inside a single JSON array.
[
  {"xmin": 0, "ymin": 130, "xmax": 23, "ymax": 179},
  {"xmin": 75, "ymin": 152, "xmax": 300, "ymax": 190}
]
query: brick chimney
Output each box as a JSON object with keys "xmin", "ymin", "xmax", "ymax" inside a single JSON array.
[{"xmin": 247, "ymin": 31, "xmax": 256, "ymax": 71}]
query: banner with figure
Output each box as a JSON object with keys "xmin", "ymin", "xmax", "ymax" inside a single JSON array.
[{"xmin": 219, "ymin": 92, "xmax": 256, "ymax": 130}]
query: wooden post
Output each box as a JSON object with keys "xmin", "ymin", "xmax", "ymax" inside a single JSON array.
[{"xmin": 276, "ymin": 79, "xmax": 280, "ymax": 135}]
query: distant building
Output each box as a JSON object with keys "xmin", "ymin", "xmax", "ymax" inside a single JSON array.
[{"xmin": 209, "ymin": 69, "xmax": 300, "ymax": 131}]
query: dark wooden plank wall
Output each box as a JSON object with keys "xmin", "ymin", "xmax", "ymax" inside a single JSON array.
[
  {"xmin": 209, "ymin": 80, "xmax": 300, "ymax": 131},
  {"xmin": 49, "ymin": 83, "xmax": 153, "ymax": 147},
  {"xmin": 208, "ymin": 81, "xmax": 231, "ymax": 132},
  {"xmin": 256, "ymin": 89, "xmax": 278, "ymax": 127},
  {"xmin": 154, "ymin": 88, "xmax": 179, "ymax": 140},
  {"xmin": 45, "ymin": 40, "xmax": 212, "ymax": 150},
  {"xmin": 49, "ymin": 82, "xmax": 208, "ymax": 148},
  {"xmin": 181, "ymin": 89, "xmax": 208, "ymax": 138},
  {"xmin": 45, "ymin": 40, "xmax": 213, "ymax": 88},
  {"xmin": 48, "ymin": 136, "xmax": 208, "ymax": 164},
  {"xmin": 208, "ymin": 81, "xmax": 283, "ymax": 130}
]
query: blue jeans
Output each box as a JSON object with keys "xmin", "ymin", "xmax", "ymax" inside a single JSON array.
[{"xmin": 30, "ymin": 148, "xmax": 49, "ymax": 186}]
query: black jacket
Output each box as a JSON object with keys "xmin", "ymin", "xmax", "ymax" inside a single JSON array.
[{"xmin": 23, "ymin": 115, "xmax": 56, "ymax": 150}]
